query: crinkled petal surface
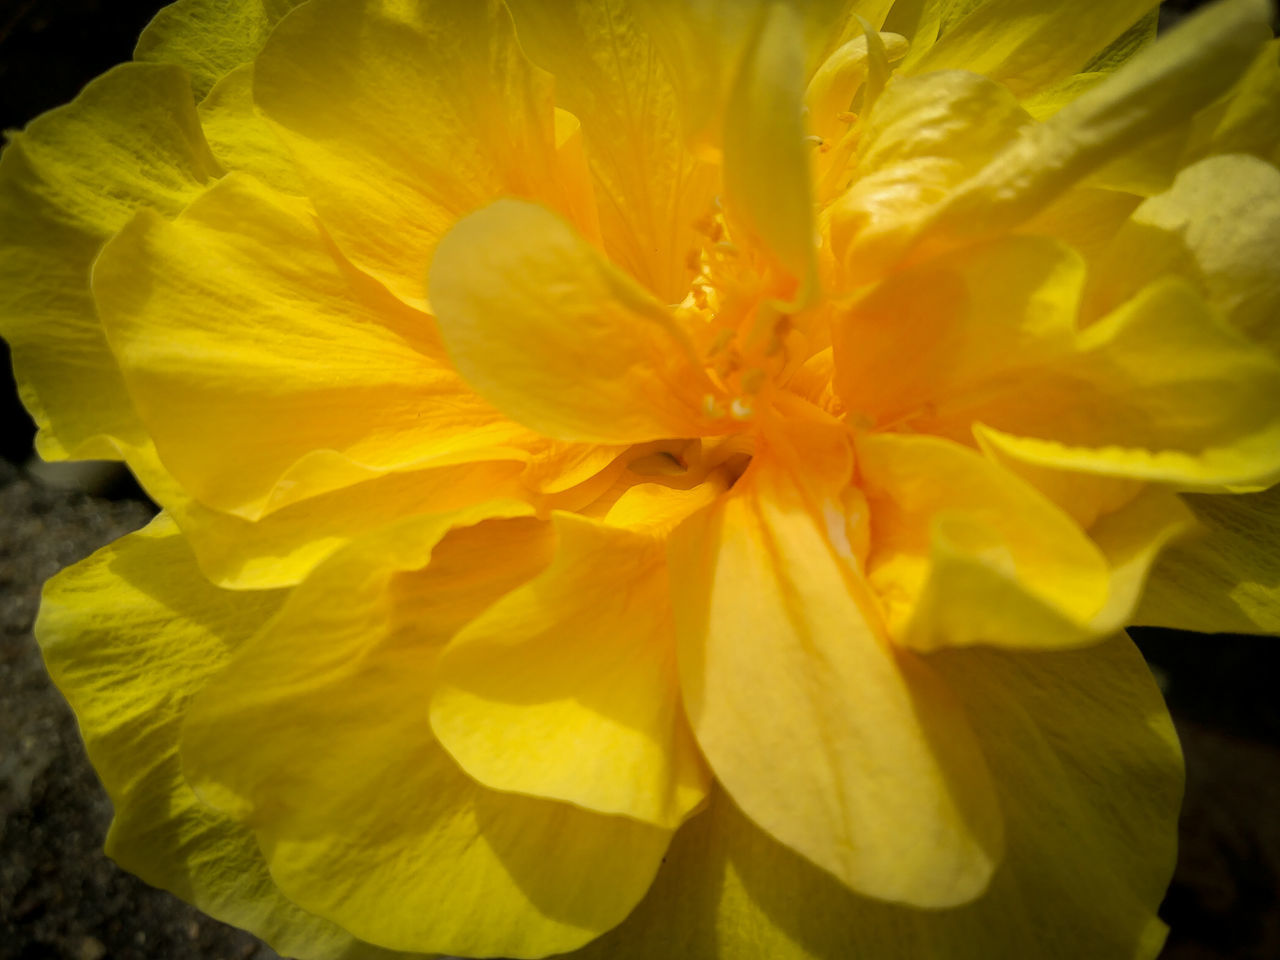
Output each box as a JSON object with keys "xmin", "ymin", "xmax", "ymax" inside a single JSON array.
[
  {"xmin": 198, "ymin": 63, "xmax": 305, "ymax": 194},
  {"xmin": 92, "ymin": 173, "xmax": 531, "ymax": 519},
  {"xmin": 0, "ymin": 62, "xmax": 220, "ymax": 461},
  {"xmin": 836, "ymin": 0, "xmax": 1273, "ymax": 280},
  {"xmin": 134, "ymin": 0, "xmax": 306, "ymax": 98},
  {"xmin": 567, "ymin": 634, "xmax": 1180, "ymax": 960},
  {"xmin": 182, "ymin": 506, "xmax": 672, "ymax": 957},
  {"xmin": 1090, "ymin": 153, "xmax": 1280, "ymax": 352},
  {"xmin": 35, "ymin": 515, "xmax": 415, "ymax": 960}
]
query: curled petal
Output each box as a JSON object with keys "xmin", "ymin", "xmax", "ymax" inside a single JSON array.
[{"xmin": 430, "ymin": 199, "xmax": 721, "ymax": 445}]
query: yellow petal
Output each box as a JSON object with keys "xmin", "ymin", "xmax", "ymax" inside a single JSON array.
[
  {"xmin": 975, "ymin": 277, "xmax": 1280, "ymax": 489},
  {"xmin": 928, "ymin": 0, "xmax": 1273, "ymax": 241},
  {"xmin": 913, "ymin": 0, "xmax": 1168, "ymax": 99},
  {"xmin": 0, "ymin": 63, "xmax": 220, "ymax": 461},
  {"xmin": 134, "ymin": 0, "xmax": 305, "ymax": 99},
  {"xmin": 858, "ymin": 432, "xmax": 1112, "ymax": 650},
  {"xmin": 169, "ymin": 460, "xmax": 528, "ymax": 590},
  {"xmin": 197, "ymin": 64, "xmax": 304, "ymax": 194},
  {"xmin": 1135, "ymin": 484, "xmax": 1280, "ymax": 635},
  {"xmin": 35, "ymin": 516, "xmax": 402, "ymax": 960},
  {"xmin": 183, "ymin": 507, "xmax": 672, "ymax": 956},
  {"xmin": 722, "ymin": 2, "xmax": 817, "ymax": 297},
  {"xmin": 1196, "ymin": 37, "xmax": 1280, "ymax": 161},
  {"xmin": 92, "ymin": 173, "xmax": 532, "ymax": 519},
  {"xmin": 825, "ymin": 68, "xmax": 1031, "ymax": 266},
  {"xmin": 1088, "ymin": 154, "xmax": 1280, "ymax": 354},
  {"xmin": 834, "ymin": 235, "xmax": 1082, "ymax": 436},
  {"xmin": 881, "ymin": 0, "xmax": 946, "ymax": 72},
  {"xmin": 430, "ymin": 199, "xmax": 720, "ymax": 444},
  {"xmin": 837, "ymin": 0, "xmax": 1273, "ymax": 282},
  {"xmin": 836, "ymin": 233, "xmax": 1280, "ymax": 490},
  {"xmin": 1085, "ymin": 486, "xmax": 1199, "ymax": 632},
  {"xmin": 570, "ymin": 635, "xmax": 1179, "ymax": 960},
  {"xmin": 432, "ymin": 512, "xmax": 710, "ymax": 829},
  {"xmin": 669, "ymin": 424, "xmax": 1002, "ymax": 907},
  {"xmin": 505, "ymin": 0, "xmax": 718, "ymax": 303},
  {"xmin": 253, "ymin": 0, "xmax": 561, "ymax": 306}
]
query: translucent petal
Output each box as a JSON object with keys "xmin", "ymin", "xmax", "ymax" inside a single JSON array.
[
  {"xmin": 0, "ymin": 63, "xmax": 220, "ymax": 461},
  {"xmin": 835, "ymin": 0, "xmax": 1273, "ymax": 282},
  {"xmin": 1135, "ymin": 484, "xmax": 1280, "ymax": 635},
  {"xmin": 134, "ymin": 0, "xmax": 305, "ymax": 99},
  {"xmin": 197, "ymin": 63, "xmax": 303, "ymax": 194},
  {"xmin": 505, "ymin": 0, "xmax": 717, "ymax": 303},
  {"xmin": 1088, "ymin": 154, "xmax": 1280, "ymax": 354},
  {"xmin": 35, "ymin": 516, "xmax": 407, "ymax": 960}
]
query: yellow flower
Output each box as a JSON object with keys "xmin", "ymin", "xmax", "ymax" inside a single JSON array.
[{"xmin": 3, "ymin": 0, "xmax": 1280, "ymax": 957}]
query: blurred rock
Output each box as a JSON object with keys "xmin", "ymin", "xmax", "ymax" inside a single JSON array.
[{"xmin": 0, "ymin": 461, "xmax": 279, "ymax": 960}]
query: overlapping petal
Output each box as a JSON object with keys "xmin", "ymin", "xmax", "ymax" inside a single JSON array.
[
  {"xmin": 1135, "ymin": 484, "xmax": 1280, "ymax": 635},
  {"xmin": 833, "ymin": 0, "xmax": 1273, "ymax": 282},
  {"xmin": 430, "ymin": 199, "xmax": 721, "ymax": 444},
  {"xmin": 668, "ymin": 420, "xmax": 1002, "ymax": 907},
  {"xmin": 835, "ymin": 235, "xmax": 1280, "ymax": 489},
  {"xmin": 858, "ymin": 432, "xmax": 1113, "ymax": 649},
  {"xmin": 36, "ymin": 516, "xmax": 408, "ymax": 960},
  {"xmin": 431, "ymin": 512, "xmax": 711, "ymax": 829},
  {"xmin": 1088, "ymin": 154, "xmax": 1280, "ymax": 353},
  {"xmin": 182, "ymin": 505, "xmax": 672, "ymax": 957},
  {"xmin": 134, "ymin": 0, "xmax": 306, "ymax": 99},
  {"xmin": 198, "ymin": 64, "xmax": 305, "ymax": 194},
  {"xmin": 0, "ymin": 63, "xmax": 220, "ymax": 461},
  {"xmin": 4, "ymin": 1, "xmax": 1271, "ymax": 957},
  {"xmin": 252, "ymin": 0, "xmax": 562, "ymax": 306},
  {"xmin": 572, "ymin": 634, "xmax": 1180, "ymax": 960},
  {"xmin": 909, "ymin": 0, "xmax": 1152, "ymax": 98},
  {"xmin": 93, "ymin": 173, "xmax": 533, "ymax": 519}
]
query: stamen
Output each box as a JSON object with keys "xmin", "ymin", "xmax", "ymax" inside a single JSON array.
[{"xmin": 740, "ymin": 367, "xmax": 766, "ymax": 395}]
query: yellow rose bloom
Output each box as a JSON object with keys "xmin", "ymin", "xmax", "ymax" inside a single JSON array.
[{"xmin": 3, "ymin": 0, "xmax": 1279, "ymax": 956}]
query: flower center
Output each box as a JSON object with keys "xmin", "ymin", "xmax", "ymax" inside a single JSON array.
[{"xmin": 675, "ymin": 206, "xmax": 811, "ymax": 425}]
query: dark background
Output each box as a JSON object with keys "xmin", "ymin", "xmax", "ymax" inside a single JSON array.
[{"xmin": 1, "ymin": 1, "xmax": 1278, "ymax": 958}]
